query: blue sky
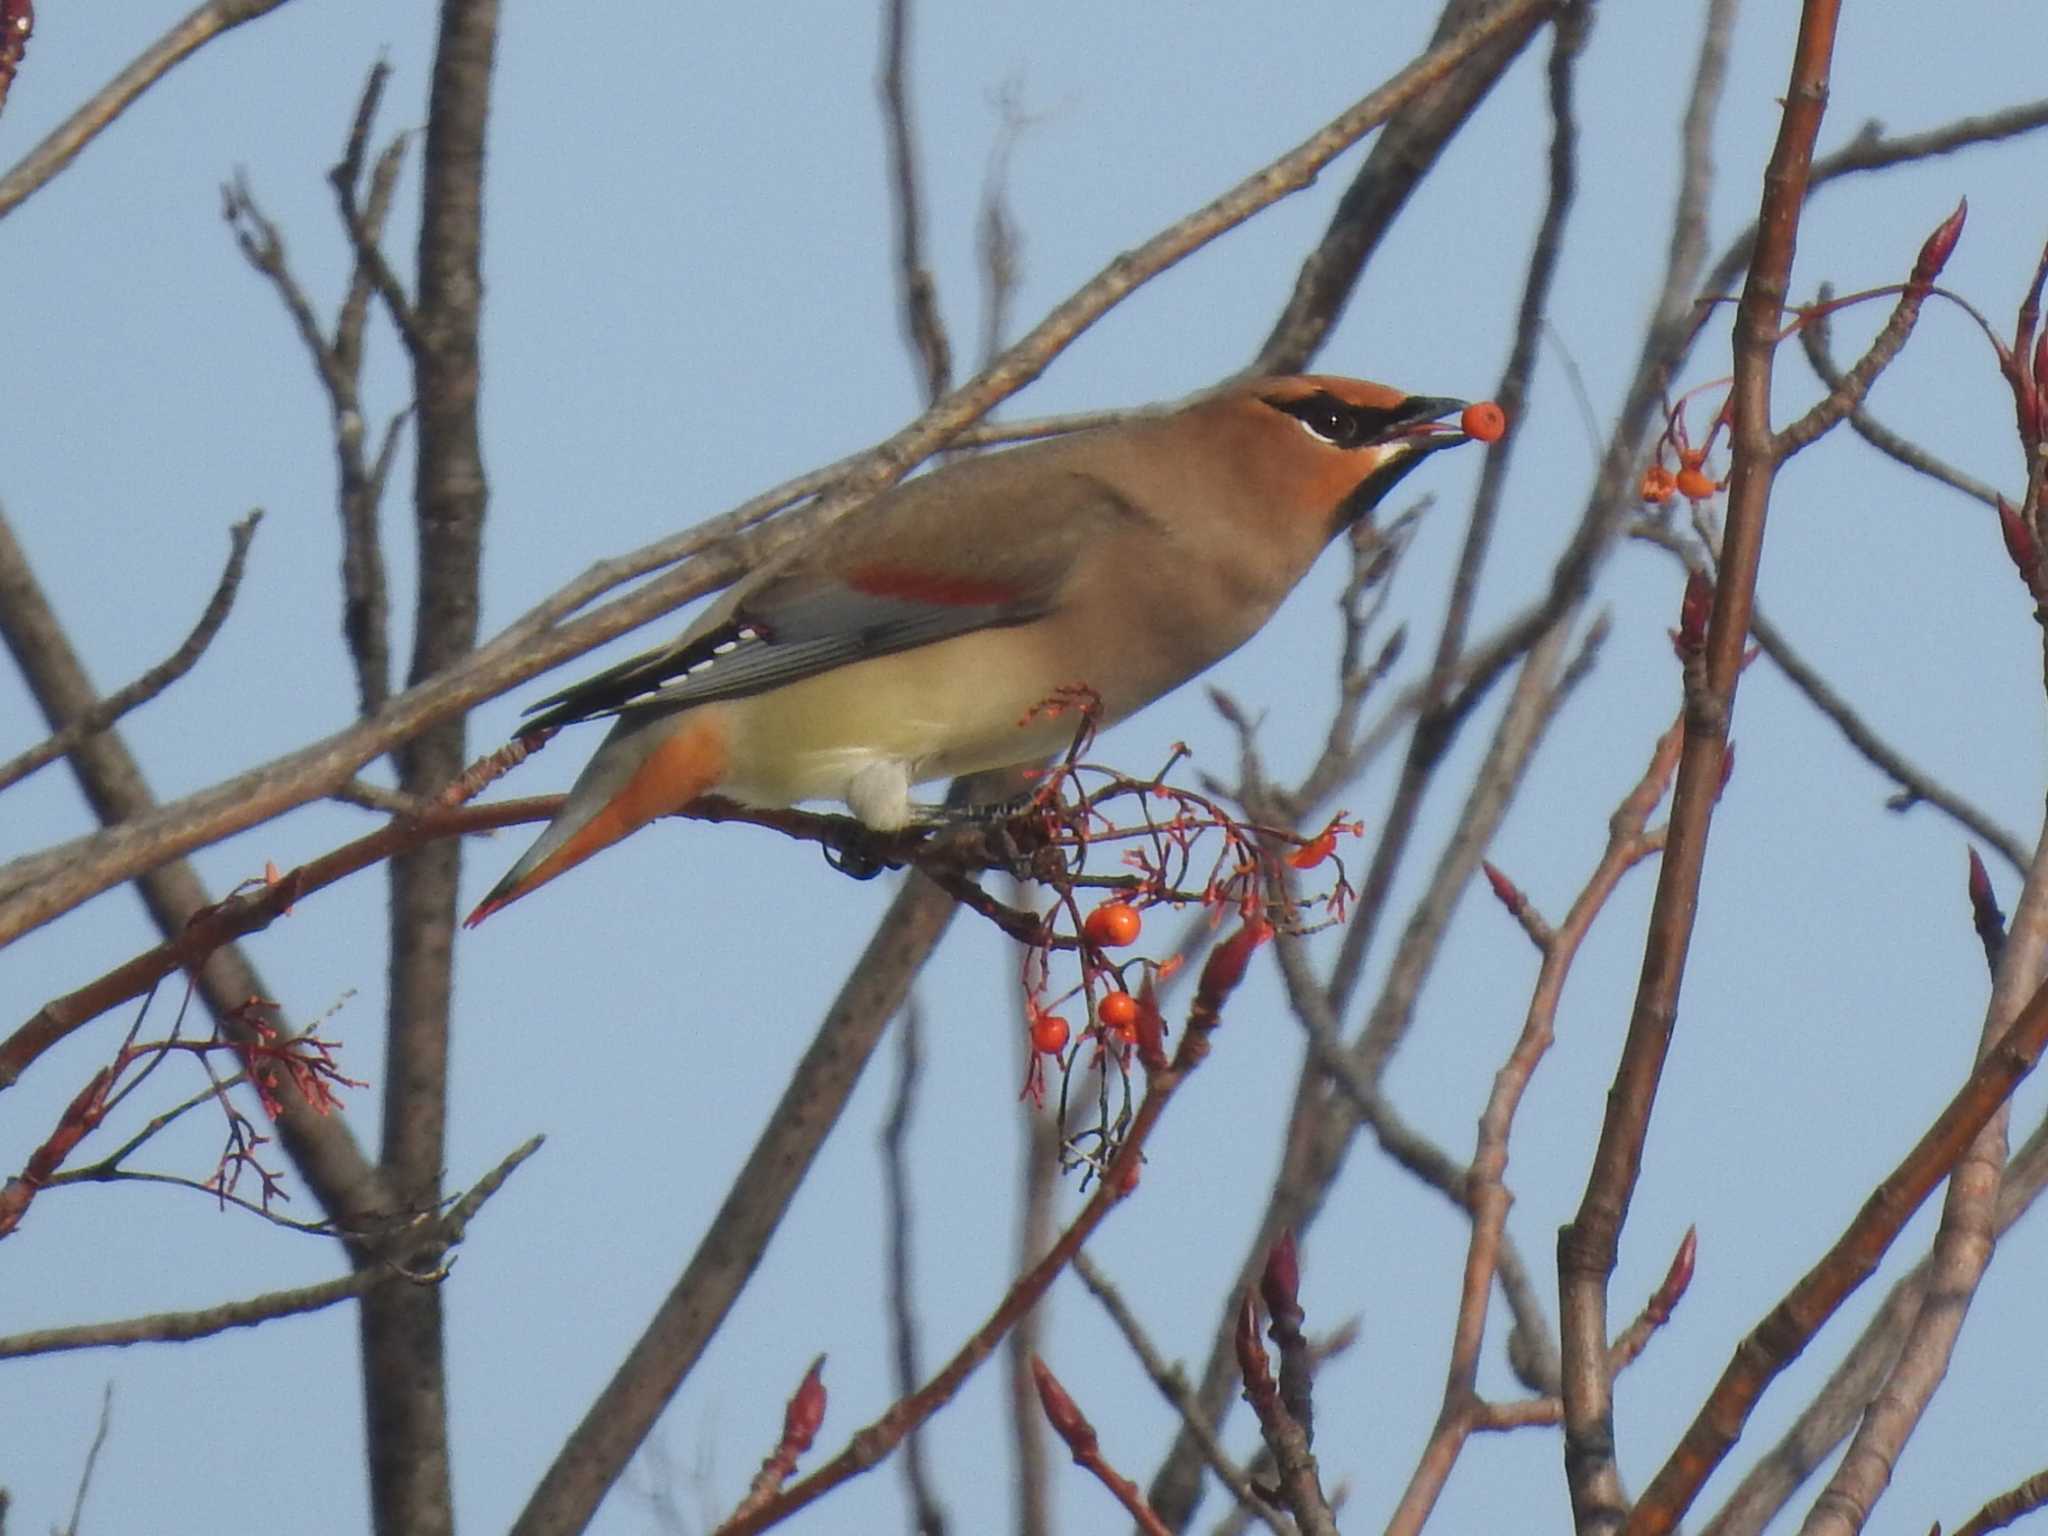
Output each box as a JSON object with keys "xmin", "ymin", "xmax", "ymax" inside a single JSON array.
[{"xmin": 5, "ymin": 4, "xmax": 2048, "ymax": 1533}]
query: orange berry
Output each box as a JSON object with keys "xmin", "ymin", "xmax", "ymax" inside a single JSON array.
[
  {"xmin": 1675, "ymin": 466, "xmax": 1717, "ymax": 501},
  {"xmin": 1459, "ymin": 400, "xmax": 1507, "ymax": 443},
  {"xmin": 1083, "ymin": 901, "xmax": 1143, "ymax": 948},
  {"xmin": 1098, "ymin": 991, "xmax": 1140, "ymax": 1038},
  {"xmin": 1030, "ymin": 1012, "xmax": 1069, "ymax": 1054},
  {"xmin": 1640, "ymin": 465, "xmax": 1677, "ymax": 504}
]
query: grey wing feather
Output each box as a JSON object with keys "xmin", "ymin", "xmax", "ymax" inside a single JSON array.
[{"xmin": 522, "ymin": 461, "xmax": 1143, "ymax": 732}]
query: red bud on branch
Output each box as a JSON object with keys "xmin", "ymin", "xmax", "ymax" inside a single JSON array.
[
  {"xmin": 1996, "ymin": 497, "xmax": 2039, "ymax": 586},
  {"xmin": 1967, "ymin": 848, "xmax": 2001, "ymax": 929},
  {"xmin": 1260, "ymin": 1229, "xmax": 1301, "ymax": 1321},
  {"xmin": 1482, "ymin": 860, "xmax": 1525, "ymax": 918},
  {"xmin": 1646, "ymin": 1226, "xmax": 1699, "ymax": 1325},
  {"xmin": 1133, "ymin": 975, "xmax": 1168, "ymax": 1075},
  {"xmin": 1197, "ymin": 921, "xmax": 1271, "ymax": 1008},
  {"xmin": 2028, "ymin": 327, "xmax": 2048, "ymax": 441},
  {"xmin": 1967, "ymin": 846, "xmax": 2007, "ymax": 968},
  {"xmin": 1234, "ymin": 1292, "xmax": 1273, "ymax": 1393},
  {"xmin": 1908, "ymin": 198, "xmax": 1967, "ymax": 293},
  {"xmin": 1030, "ymin": 1355, "xmax": 1098, "ymax": 1458},
  {"xmin": 782, "ymin": 1356, "xmax": 827, "ymax": 1454},
  {"xmin": 732, "ymin": 1355, "xmax": 828, "ymax": 1523},
  {"xmin": 1672, "ymin": 569, "xmax": 1713, "ymax": 660},
  {"xmin": 1260, "ymin": 1230, "xmax": 1315, "ymax": 1441}
]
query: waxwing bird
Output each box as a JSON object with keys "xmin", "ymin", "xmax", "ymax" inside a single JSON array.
[{"xmin": 466, "ymin": 374, "xmax": 1484, "ymax": 925}]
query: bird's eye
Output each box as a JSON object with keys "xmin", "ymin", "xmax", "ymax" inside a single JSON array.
[
  {"xmin": 1295, "ymin": 402, "xmax": 1352, "ymax": 445},
  {"xmin": 1266, "ymin": 391, "xmax": 1401, "ymax": 450}
]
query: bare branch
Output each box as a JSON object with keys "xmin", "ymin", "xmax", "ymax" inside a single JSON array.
[
  {"xmin": 879, "ymin": 0, "xmax": 951, "ymax": 403},
  {"xmin": 0, "ymin": 503, "xmax": 390, "ymax": 1234},
  {"xmin": 0, "ymin": 0, "xmax": 299, "ymax": 220},
  {"xmin": 1388, "ymin": 714, "xmax": 1678, "ymax": 1536},
  {"xmin": 1798, "ymin": 297, "xmax": 2003, "ymax": 507},
  {"xmin": 1628, "ymin": 519, "xmax": 2028, "ymax": 871},
  {"xmin": 1701, "ymin": 98, "xmax": 2048, "ymax": 313},
  {"xmin": 881, "ymin": 1003, "xmax": 949, "ymax": 1534},
  {"xmin": 511, "ymin": 874, "xmax": 961, "ymax": 1536},
  {"xmin": 1254, "ymin": 0, "xmax": 1552, "ymax": 374},
  {"xmin": 1951, "ymin": 1465, "xmax": 2048, "ymax": 1536},
  {"xmin": 1703, "ymin": 1113, "xmax": 2048, "ymax": 1535},
  {"xmin": 1560, "ymin": 4, "xmax": 1828, "ymax": 1523},
  {"xmin": 1798, "ymin": 823, "xmax": 2048, "ymax": 1531},
  {"xmin": 1630, "ymin": 966, "xmax": 2048, "ymax": 1533},
  {"xmin": 0, "ymin": 510, "xmax": 261, "ymax": 794},
  {"xmin": 1029, "ymin": 1356, "xmax": 1176, "ymax": 1536},
  {"xmin": 1009, "ymin": 980, "xmax": 1061, "ymax": 1536},
  {"xmin": 711, "ymin": 928, "xmax": 1266, "ymax": 1536},
  {"xmin": 58, "ymin": 1382, "xmax": 114, "ymax": 1536},
  {"xmin": 975, "ymin": 81, "xmax": 1032, "ymax": 367},
  {"xmin": 1071, "ymin": 1252, "xmax": 1290, "ymax": 1536},
  {"xmin": 0, "ymin": 1134, "xmax": 537, "ymax": 1360}
]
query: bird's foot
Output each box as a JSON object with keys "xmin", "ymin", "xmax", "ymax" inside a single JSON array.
[{"xmin": 818, "ymin": 813, "xmax": 929, "ymax": 880}]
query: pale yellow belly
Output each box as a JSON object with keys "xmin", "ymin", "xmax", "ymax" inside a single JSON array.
[{"xmin": 713, "ymin": 628, "xmax": 1088, "ymax": 810}]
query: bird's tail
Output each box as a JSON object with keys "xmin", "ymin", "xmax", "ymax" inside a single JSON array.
[{"xmin": 464, "ymin": 710, "xmax": 729, "ymax": 926}]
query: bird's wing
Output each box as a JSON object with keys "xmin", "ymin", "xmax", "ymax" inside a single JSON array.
[{"xmin": 522, "ymin": 460, "xmax": 1152, "ymax": 732}]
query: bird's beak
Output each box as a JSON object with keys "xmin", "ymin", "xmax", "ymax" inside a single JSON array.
[
  {"xmin": 1378, "ymin": 395, "xmax": 1471, "ymax": 449},
  {"xmin": 1336, "ymin": 397, "xmax": 1475, "ymax": 526}
]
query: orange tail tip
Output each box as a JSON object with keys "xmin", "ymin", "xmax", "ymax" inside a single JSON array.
[
  {"xmin": 463, "ymin": 884, "xmax": 520, "ymax": 929},
  {"xmin": 463, "ymin": 712, "xmax": 729, "ymax": 926}
]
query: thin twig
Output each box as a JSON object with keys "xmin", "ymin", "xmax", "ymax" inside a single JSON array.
[
  {"xmin": 1560, "ymin": 4, "xmax": 1830, "ymax": 1525},
  {"xmin": 1798, "ymin": 820, "xmax": 2048, "ymax": 1533},
  {"xmin": 58, "ymin": 1382, "xmax": 113, "ymax": 1536},
  {"xmin": 1235, "ymin": 1284, "xmax": 1336, "ymax": 1536},
  {"xmin": 1628, "ymin": 519, "xmax": 2028, "ymax": 872},
  {"xmin": 1701, "ymin": 1111, "xmax": 2048, "ymax": 1536},
  {"xmin": 1387, "ymin": 713, "xmax": 1679, "ymax": 1536},
  {"xmin": 1699, "ymin": 98, "xmax": 2048, "ymax": 316},
  {"xmin": 880, "ymin": 1002, "xmax": 948, "ymax": 1534},
  {"xmin": 1798, "ymin": 292, "xmax": 2002, "ymax": 507},
  {"xmin": 325, "ymin": 61, "xmax": 408, "ymax": 714},
  {"xmin": 0, "ymin": 1135, "xmax": 538, "ymax": 1360},
  {"xmin": 1009, "ymin": 899, "xmax": 1062, "ymax": 1536},
  {"xmin": 0, "ymin": 504, "xmax": 392, "ymax": 1237},
  {"xmin": 975, "ymin": 81, "xmax": 1031, "ymax": 367},
  {"xmin": 1071, "ymin": 1252, "xmax": 1291, "ymax": 1536},
  {"xmin": 0, "ymin": 511, "xmax": 261, "ymax": 794},
  {"xmin": 0, "ymin": 0, "xmax": 298, "ymax": 220},
  {"xmin": 712, "ymin": 930, "xmax": 1265, "ymax": 1536},
  {"xmin": 1775, "ymin": 239, "xmax": 1950, "ymax": 457},
  {"xmin": 879, "ymin": 0, "xmax": 951, "ymax": 403},
  {"xmin": 1952, "ymin": 1465, "xmax": 2048, "ymax": 1536},
  {"xmin": 1030, "ymin": 1356, "xmax": 1176, "ymax": 1536},
  {"xmin": 1149, "ymin": 618, "xmax": 1582, "ymax": 1527},
  {"xmin": 1628, "ymin": 965, "xmax": 2048, "ymax": 1534},
  {"xmin": 329, "ymin": 68, "xmax": 421, "ymax": 358},
  {"xmin": 1254, "ymin": 0, "xmax": 1551, "ymax": 373},
  {"xmin": 511, "ymin": 873, "xmax": 963, "ymax": 1536},
  {"xmin": 3, "ymin": 796, "xmax": 553, "ymax": 1089}
]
